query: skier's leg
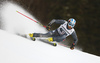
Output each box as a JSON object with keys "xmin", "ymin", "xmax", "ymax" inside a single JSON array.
[
  {"xmin": 29, "ymin": 30, "xmax": 62, "ymax": 42},
  {"xmin": 53, "ymin": 35, "xmax": 66, "ymax": 42},
  {"xmin": 29, "ymin": 30, "xmax": 56, "ymax": 37},
  {"xmin": 33, "ymin": 32, "xmax": 52, "ymax": 37}
]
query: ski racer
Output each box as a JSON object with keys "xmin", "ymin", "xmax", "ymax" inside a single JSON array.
[{"xmin": 29, "ymin": 18, "xmax": 78, "ymax": 50}]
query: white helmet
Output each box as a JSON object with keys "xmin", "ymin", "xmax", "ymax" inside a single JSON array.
[{"xmin": 68, "ymin": 18, "xmax": 76, "ymax": 28}]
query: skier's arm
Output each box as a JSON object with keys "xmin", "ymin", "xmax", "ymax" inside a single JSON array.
[
  {"xmin": 48, "ymin": 19, "xmax": 66, "ymax": 26},
  {"xmin": 71, "ymin": 31, "xmax": 78, "ymax": 45},
  {"xmin": 70, "ymin": 31, "xmax": 78, "ymax": 50}
]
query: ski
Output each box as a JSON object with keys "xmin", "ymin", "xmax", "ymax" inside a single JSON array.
[
  {"xmin": 38, "ymin": 39, "xmax": 57, "ymax": 46},
  {"xmin": 30, "ymin": 37, "xmax": 57, "ymax": 46},
  {"xmin": 17, "ymin": 34, "xmax": 57, "ymax": 46}
]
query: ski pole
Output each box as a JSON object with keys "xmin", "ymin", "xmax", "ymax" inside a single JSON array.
[{"xmin": 16, "ymin": 10, "xmax": 46, "ymax": 28}]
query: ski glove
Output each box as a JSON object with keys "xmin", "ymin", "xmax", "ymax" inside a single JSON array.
[
  {"xmin": 46, "ymin": 25, "xmax": 51, "ymax": 31},
  {"xmin": 70, "ymin": 43, "xmax": 75, "ymax": 50}
]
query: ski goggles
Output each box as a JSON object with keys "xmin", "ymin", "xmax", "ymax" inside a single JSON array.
[{"xmin": 68, "ymin": 21, "xmax": 75, "ymax": 28}]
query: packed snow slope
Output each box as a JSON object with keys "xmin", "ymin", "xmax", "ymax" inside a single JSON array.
[
  {"xmin": 0, "ymin": 29, "xmax": 100, "ymax": 63},
  {"xmin": 0, "ymin": 1, "xmax": 100, "ymax": 63}
]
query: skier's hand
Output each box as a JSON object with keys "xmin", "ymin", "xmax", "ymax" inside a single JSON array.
[
  {"xmin": 70, "ymin": 43, "xmax": 75, "ymax": 50},
  {"xmin": 46, "ymin": 26, "xmax": 51, "ymax": 31}
]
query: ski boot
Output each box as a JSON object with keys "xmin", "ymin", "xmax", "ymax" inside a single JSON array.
[
  {"xmin": 30, "ymin": 37, "xmax": 36, "ymax": 41},
  {"xmin": 53, "ymin": 43, "xmax": 57, "ymax": 46},
  {"xmin": 47, "ymin": 37, "xmax": 53, "ymax": 42},
  {"xmin": 29, "ymin": 33, "xmax": 36, "ymax": 41},
  {"xmin": 47, "ymin": 37, "xmax": 57, "ymax": 46},
  {"xmin": 29, "ymin": 33, "xmax": 33, "ymax": 37}
]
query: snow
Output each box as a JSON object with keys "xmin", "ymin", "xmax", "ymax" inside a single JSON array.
[
  {"xmin": 0, "ymin": 1, "xmax": 46, "ymax": 34},
  {"xmin": 0, "ymin": 1, "xmax": 100, "ymax": 63}
]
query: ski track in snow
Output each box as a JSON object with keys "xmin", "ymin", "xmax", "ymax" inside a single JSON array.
[{"xmin": 0, "ymin": 1, "xmax": 100, "ymax": 63}]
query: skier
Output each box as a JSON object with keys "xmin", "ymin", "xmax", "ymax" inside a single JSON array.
[{"xmin": 29, "ymin": 18, "xmax": 78, "ymax": 50}]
